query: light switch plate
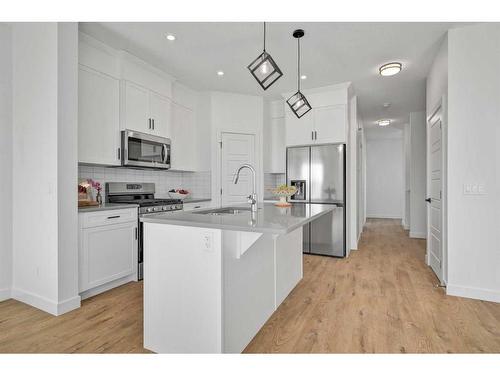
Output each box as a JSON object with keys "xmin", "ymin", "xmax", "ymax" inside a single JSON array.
[{"xmin": 463, "ymin": 183, "xmax": 486, "ymax": 195}]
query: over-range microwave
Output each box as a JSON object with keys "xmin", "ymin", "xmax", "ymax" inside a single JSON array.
[{"xmin": 121, "ymin": 130, "xmax": 171, "ymax": 169}]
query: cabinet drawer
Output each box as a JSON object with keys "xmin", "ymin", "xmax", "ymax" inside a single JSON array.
[
  {"xmin": 80, "ymin": 208, "xmax": 138, "ymax": 228},
  {"xmin": 183, "ymin": 201, "xmax": 212, "ymax": 211}
]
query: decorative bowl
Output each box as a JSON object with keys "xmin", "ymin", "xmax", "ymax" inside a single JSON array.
[
  {"xmin": 168, "ymin": 191, "xmax": 190, "ymax": 200},
  {"xmin": 269, "ymin": 185, "xmax": 297, "ymax": 207}
]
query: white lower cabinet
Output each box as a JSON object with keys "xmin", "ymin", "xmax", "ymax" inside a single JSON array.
[{"xmin": 78, "ymin": 208, "xmax": 138, "ymax": 297}]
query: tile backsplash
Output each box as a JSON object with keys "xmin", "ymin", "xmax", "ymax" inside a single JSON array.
[
  {"xmin": 264, "ymin": 173, "xmax": 286, "ymax": 199},
  {"xmin": 78, "ymin": 165, "xmax": 211, "ymax": 199}
]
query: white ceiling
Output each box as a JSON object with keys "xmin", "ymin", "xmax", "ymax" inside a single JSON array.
[{"xmin": 79, "ymin": 22, "xmax": 464, "ymax": 129}]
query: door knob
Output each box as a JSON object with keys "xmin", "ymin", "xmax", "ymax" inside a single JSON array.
[{"xmin": 425, "ymin": 198, "xmax": 431, "ymax": 203}]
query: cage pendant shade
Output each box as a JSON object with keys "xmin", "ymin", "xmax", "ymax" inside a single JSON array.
[
  {"xmin": 247, "ymin": 22, "xmax": 283, "ymax": 90},
  {"xmin": 287, "ymin": 91, "xmax": 311, "ymax": 118},
  {"xmin": 248, "ymin": 51, "xmax": 283, "ymax": 90},
  {"xmin": 287, "ymin": 29, "xmax": 312, "ymax": 119}
]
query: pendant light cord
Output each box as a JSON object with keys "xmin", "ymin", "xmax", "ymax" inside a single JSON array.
[
  {"xmin": 263, "ymin": 22, "xmax": 266, "ymax": 52},
  {"xmin": 297, "ymin": 37, "xmax": 301, "ymax": 91}
]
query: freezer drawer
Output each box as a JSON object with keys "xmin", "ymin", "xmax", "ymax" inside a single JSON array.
[{"xmin": 309, "ymin": 207, "xmax": 345, "ymax": 257}]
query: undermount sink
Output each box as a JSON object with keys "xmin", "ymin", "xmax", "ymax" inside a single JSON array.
[{"xmin": 192, "ymin": 207, "xmax": 253, "ymax": 216}]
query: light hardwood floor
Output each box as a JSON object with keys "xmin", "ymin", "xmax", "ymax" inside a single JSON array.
[{"xmin": 1, "ymin": 219, "xmax": 499, "ymax": 353}]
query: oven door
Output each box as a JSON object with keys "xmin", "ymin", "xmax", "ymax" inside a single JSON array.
[{"xmin": 122, "ymin": 130, "xmax": 171, "ymax": 169}]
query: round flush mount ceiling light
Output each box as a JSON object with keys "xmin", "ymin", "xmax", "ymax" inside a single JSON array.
[
  {"xmin": 379, "ymin": 62, "xmax": 402, "ymax": 76},
  {"xmin": 217, "ymin": 71, "xmax": 224, "ymax": 76},
  {"xmin": 165, "ymin": 34, "xmax": 176, "ymax": 41},
  {"xmin": 378, "ymin": 119, "xmax": 391, "ymax": 127}
]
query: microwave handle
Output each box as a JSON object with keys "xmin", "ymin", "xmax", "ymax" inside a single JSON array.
[{"xmin": 162, "ymin": 144, "xmax": 168, "ymax": 164}]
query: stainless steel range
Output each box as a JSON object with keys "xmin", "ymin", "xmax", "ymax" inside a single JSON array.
[{"xmin": 106, "ymin": 182, "xmax": 183, "ymax": 280}]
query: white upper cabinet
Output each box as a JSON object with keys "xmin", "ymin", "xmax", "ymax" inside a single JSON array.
[
  {"xmin": 264, "ymin": 100, "xmax": 286, "ymax": 173},
  {"xmin": 284, "ymin": 84, "xmax": 350, "ymax": 146},
  {"xmin": 78, "ymin": 65, "xmax": 121, "ymax": 166},
  {"xmin": 121, "ymin": 80, "xmax": 172, "ymax": 138},
  {"xmin": 285, "ymin": 105, "xmax": 314, "ymax": 146},
  {"xmin": 170, "ymin": 102, "xmax": 196, "ymax": 171},
  {"xmin": 313, "ymin": 104, "xmax": 347, "ymax": 144},
  {"xmin": 122, "ymin": 81, "xmax": 150, "ymax": 134},
  {"xmin": 149, "ymin": 91, "xmax": 171, "ymax": 138}
]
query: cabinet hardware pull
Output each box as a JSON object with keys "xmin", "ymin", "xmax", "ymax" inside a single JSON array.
[
  {"xmin": 315, "ymin": 131, "xmax": 317, "ymax": 140},
  {"xmin": 135, "ymin": 227, "xmax": 138, "ymax": 240},
  {"xmin": 311, "ymin": 131, "xmax": 314, "ymax": 140},
  {"xmin": 152, "ymin": 119, "xmax": 155, "ymax": 130},
  {"xmin": 117, "ymin": 148, "xmax": 121, "ymax": 160},
  {"xmin": 148, "ymin": 118, "xmax": 151, "ymax": 129},
  {"xmin": 107, "ymin": 215, "xmax": 120, "ymax": 219}
]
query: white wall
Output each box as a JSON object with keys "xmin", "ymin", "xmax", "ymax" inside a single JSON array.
[
  {"xmin": 426, "ymin": 35, "xmax": 448, "ymax": 117},
  {"xmin": 11, "ymin": 23, "xmax": 80, "ymax": 315},
  {"xmin": 209, "ymin": 91, "xmax": 264, "ymax": 205},
  {"xmin": 366, "ymin": 128, "xmax": 404, "ymax": 219},
  {"xmin": 0, "ymin": 24, "xmax": 12, "ymax": 301},
  {"xmin": 348, "ymin": 95, "xmax": 358, "ymax": 251},
  {"xmin": 402, "ymin": 124, "xmax": 411, "ymax": 230},
  {"xmin": 409, "ymin": 111, "xmax": 427, "ymax": 238},
  {"xmin": 446, "ymin": 24, "xmax": 500, "ymax": 302}
]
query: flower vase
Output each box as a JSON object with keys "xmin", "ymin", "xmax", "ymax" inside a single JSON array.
[{"xmin": 96, "ymin": 191, "xmax": 103, "ymax": 205}]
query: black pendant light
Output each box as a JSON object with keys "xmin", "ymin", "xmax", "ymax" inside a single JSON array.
[
  {"xmin": 247, "ymin": 22, "xmax": 283, "ymax": 90},
  {"xmin": 287, "ymin": 29, "xmax": 312, "ymax": 119}
]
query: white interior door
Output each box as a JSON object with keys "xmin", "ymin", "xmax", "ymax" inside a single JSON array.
[
  {"xmin": 221, "ymin": 133, "xmax": 255, "ymax": 205},
  {"xmin": 427, "ymin": 106, "xmax": 444, "ymax": 283}
]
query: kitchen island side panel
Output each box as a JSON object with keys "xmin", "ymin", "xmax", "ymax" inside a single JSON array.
[{"xmin": 143, "ymin": 223, "xmax": 223, "ymax": 353}]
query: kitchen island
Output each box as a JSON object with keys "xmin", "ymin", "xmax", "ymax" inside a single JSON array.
[{"xmin": 140, "ymin": 203, "xmax": 335, "ymax": 353}]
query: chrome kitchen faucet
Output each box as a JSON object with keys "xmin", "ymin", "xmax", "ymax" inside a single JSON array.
[{"xmin": 233, "ymin": 163, "xmax": 258, "ymax": 212}]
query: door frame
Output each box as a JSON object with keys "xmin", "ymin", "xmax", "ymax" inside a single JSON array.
[
  {"xmin": 426, "ymin": 95, "xmax": 448, "ymax": 285},
  {"xmin": 216, "ymin": 130, "xmax": 260, "ymax": 207}
]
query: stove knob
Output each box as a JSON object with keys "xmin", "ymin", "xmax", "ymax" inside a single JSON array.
[
  {"xmin": 146, "ymin": 207, "xmax": 153, "ymax": 213},
  {"xmin": 154, "ymin": 206, "xmax": 161, "ymax": 212},
  {"xmin": 176, "ymin": 204, "xmax": 182, "ymax": 210},
  {"xmin": 163, "ymin": 205, "xmax": 169, "ymax": 211}
]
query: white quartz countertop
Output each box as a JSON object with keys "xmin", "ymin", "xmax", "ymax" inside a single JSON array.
[
  {"xmin": 78, "ymin": 203, "xmax": 139, "ymax": 213},
  {"xmin": 140, "ymin": 202, "xmax": 335, "ymax": 234}
]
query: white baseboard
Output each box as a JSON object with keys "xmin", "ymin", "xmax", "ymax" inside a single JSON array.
[
  {"xmin": 409, "ymin": 231, "xmax": 426, "ymax": 239},
  {"xmin": 11, "ymin": 287, "xmax": 81, "ymax": 316},
  {"xmin": 0, "ymin": 288, "xmax": 11, "ymax": 302},
  {"xmin": 366, "ymin": 214, "xmax": 402, "ymax": 219},
  {"xmin": 447, "ymin": 284, "xmax": 500, "ymax": 303},
  {"xmin": 403, "ymin": 224, "xmax": 410, "ymax": 230},
  {"xmin": 79, "ymin": 274, "xmax": 136, "ymax": 301}
]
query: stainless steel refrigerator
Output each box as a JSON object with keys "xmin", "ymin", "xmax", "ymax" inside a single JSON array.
[{"xmin": 287, "ymin": 144, "xmax": 346, "ymax": 257}]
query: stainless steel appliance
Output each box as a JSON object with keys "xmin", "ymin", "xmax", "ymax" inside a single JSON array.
[
  {"xmin": 121, "ymin": 130, "xmax": 171, "ymax": 169},
  {"xmin": 287, "ymin": 144, "xmax": 346, "ymax": 257},
  {"xmin": 106, "ymin": 182, "xmax": 183, "ymax": 280}
]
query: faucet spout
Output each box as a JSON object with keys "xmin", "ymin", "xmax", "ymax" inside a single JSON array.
[{"xmin": 233, "ymin": 163, "xmax": 258, "ymax": 212}]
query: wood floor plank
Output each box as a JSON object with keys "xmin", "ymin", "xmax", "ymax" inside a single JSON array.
[{"xmin": 0, "ymin": 218, "xmax": 499, "ymax": 353}]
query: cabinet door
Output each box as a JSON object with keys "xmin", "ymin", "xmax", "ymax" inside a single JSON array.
[
  {"xmin": 285, "ymin": 105, "xmax": 314, "ymax": 146},
  {"xmin": 170, "ymin": 102, "xmax": 196, "ymax": 170},
  {"xmin": 123, "ymin": 81, "xmax": 151, "ymax": 134},
  {"xmin": 313, "ymin": 104, "xmax": 347, "ymax": 144},
  {"xmin": 150, "ymin": 92, "xmax": 171, "ymax": 138},
  {"xmin": 270, "ymin": 117, "xmax": 286, "ymax": 173},
  {"xmin": 78, "ymin": 66, "xmax": 120, "ymax": 165},
  {"xmin": 79, "ymin": 221, "xmax": 137, "ymax": 292}
]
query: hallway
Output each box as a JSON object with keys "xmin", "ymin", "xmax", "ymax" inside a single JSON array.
[{"xmin": 245, "ymin": 219, "xmax": 500, "ymax": 353}]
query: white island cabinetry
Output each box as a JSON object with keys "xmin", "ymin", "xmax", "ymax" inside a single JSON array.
[{"xmin": 142, "ymin": 203, "xmax": 334, "ymax": 353}]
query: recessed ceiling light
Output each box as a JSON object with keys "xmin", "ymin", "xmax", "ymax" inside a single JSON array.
[
  {"xmin": 379, "ymin": 62, "xmax": 402, "ymax": 76},
  {"xmin": 165, "ymin": 34, "xmax": 176, "ymax": 41},
  {"xmin": 383, "ymin": 102, "xmax": 391, "ymax": 108},
  {"xmin": 378, "ymin": 119, "xmax": 391, "ymax": 127},
  {"xmin": 300, "ymin": 75, "xmax": 307, "ymax": 80},
  {"xmin": 217, "ymin": 71, "xmax": 224, "ymax": 76}
]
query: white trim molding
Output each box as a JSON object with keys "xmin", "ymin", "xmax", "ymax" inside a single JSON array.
[
  {"xmin": 409, "ymin": 231, "xmax": 426, "ymax": 239},
  {"xmin": 11, "ymin": 288, "xmax": 81, "ymax": 316},
  {"xmin": 0, "ymin": 288, "xmax": 11, "ymax": 302},
  {"xmin": 447, "ymin": 284, "xmax": 500, "ymax": 303}
]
